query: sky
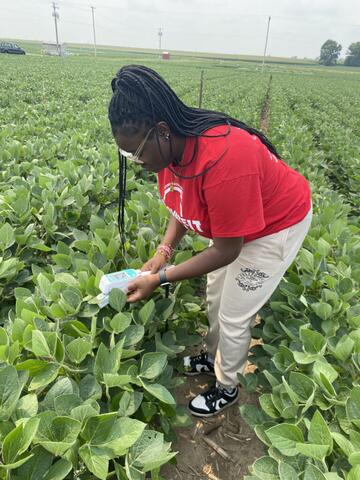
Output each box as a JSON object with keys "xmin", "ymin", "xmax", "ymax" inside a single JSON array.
[{"xmin": 1, "ymin": 0, "xmax": 360, "ymax": 59}]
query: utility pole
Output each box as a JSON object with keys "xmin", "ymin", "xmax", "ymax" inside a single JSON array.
[
  {"xmin": 52, "ymin": 2, "xmax": 60, "ymax": 56},
  {"xmin": 91, "ymin": 6, "xmax": 97, "ymax": 57},
  {"xmin": 158, "ymin": 27, "xmax": 163, "ymax": 57},
  {"xmin": 262, "ymin": 16, "xmax": 271, "ymax": 72}
]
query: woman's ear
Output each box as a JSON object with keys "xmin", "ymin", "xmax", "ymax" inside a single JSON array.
[{"xmin": 156, "ymin": 121, "xmax": 170, "ymax": 139}]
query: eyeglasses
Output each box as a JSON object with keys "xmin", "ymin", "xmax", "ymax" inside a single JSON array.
[{"xmin": 119, "ymin": 126, "xmax": 154, "ymax": 164}]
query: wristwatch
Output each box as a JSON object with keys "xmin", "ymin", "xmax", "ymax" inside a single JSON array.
[{"xmin": 159, "ymin": 268, "xmax": 171, "ymax": 287}]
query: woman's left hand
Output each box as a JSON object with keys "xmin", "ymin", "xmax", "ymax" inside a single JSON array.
[{"xmin": 126, "ymin": 274, "xmax": 160, "ymax": 303}]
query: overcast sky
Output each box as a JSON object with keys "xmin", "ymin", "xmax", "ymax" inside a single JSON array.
[{"xmin": 1, "ymin": 0, "xmax": 360, "ymax": 58}]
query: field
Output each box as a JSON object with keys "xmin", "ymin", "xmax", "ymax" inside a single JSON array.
[{"xmin": 0, "ymin": 47, "xmax": 359, "ymax": 480}]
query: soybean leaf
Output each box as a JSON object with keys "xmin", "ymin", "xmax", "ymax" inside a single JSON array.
[{"xmin": 139, "ymin": 352, "xmax": 167, "ymax": 380}]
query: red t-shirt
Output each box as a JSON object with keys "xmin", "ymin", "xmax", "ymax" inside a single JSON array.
[{"xmin": 157, "ymin": 125, "xmax": 311, "ymax": 243}]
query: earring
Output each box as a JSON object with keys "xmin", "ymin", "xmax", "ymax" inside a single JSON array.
[{"xmin": 164, "ymin": 133, "xmax": 170, "ymax": 140}]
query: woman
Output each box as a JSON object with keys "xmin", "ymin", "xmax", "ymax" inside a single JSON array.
[{"xmin": 108, "ymin": 65, "xmax": 312, "ymax": 418}]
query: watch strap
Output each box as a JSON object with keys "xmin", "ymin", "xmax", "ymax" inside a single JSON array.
[{"xmin": 159, "ymin": 268, "xmax": 170, "ymax": 286}]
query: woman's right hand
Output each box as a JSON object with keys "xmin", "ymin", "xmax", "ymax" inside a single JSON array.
[{"xmin": 140, "ymin": 252, "xmax": 168, "ymax": 274}]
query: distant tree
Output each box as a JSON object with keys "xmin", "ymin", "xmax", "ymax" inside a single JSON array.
[
  {"xmin": 319, "ymin": 39, "xmax": 342, "ymax": 66},
  {"xmin": 344, "ymin": 42, "xmax": 360, "ymax": 67}
]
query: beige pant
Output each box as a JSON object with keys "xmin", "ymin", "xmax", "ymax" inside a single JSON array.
[{"xmin": 204, "ymin": 208, "xmax": 313, "ymax": 386}]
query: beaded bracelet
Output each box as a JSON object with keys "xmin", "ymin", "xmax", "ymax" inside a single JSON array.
[{"xmin": 156, "ymin": 243, "xmax": 174, "ymax": 260}]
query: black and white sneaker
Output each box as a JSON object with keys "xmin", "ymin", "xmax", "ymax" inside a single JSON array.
[
  {"xmin": 188, "ymin": 382, "xmax": 239, "ymax": 417},
  {"xmin": 183, "ymin": 350, "xmax": 215, "ymax": 376}
]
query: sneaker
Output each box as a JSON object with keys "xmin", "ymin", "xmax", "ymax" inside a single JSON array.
[
  {"xmin": 188, "ymin": 382, "xmax": 239, "ymax": 417},
  {"xmin": 183, "ymin": 350, "xmax": 215, "ymax": 376}
]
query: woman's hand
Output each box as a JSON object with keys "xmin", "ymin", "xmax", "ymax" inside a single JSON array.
[
  {"xmin": 140, "ymin": 252, "xmax": 168, "ymax": 274},
  {"xmin": 126, "ymin": 274, "xmax": 160, "ymax": 303}
]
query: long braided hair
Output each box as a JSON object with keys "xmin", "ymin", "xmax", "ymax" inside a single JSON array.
[{"xmin": 108, "ymin": 64, "xmax": 281, "ymax": 255}]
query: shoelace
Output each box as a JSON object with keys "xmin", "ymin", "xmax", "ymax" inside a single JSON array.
[
  {"xmin": 203, "ymin": 384, "xmax": 223, "ymax": 409},
  {"xmin": 190, "ymin": 349, "xmax": 212, "ymax": 367}
]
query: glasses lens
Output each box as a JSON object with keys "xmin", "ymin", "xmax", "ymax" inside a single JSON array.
[
  {"xmin": 119, "ymin": 149, "xmax": 133, "ymax": 159},
  {"xmin": 119, "ymin": 149, "xmax": 144, "ymax": 164}
]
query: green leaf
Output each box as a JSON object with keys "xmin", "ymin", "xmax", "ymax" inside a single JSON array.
[
  {"xmin": 334, "ymin": 335, "xmax": 355, "ymax": 362},
  {"xmin": 123, "ymin": 325, "xmax": 145, "ymax": 347},
  {"xmin": 13, "ymin": 446, "xmax": 53, "ymax": 480},
  {"xmin": 42, "ymin": 377, "xmax": 79, "ymax": 410},
  {"xmin": 34, "ymin": 413, "xmax": 81, "ymax": 456},
  {"xmin": 66, "ymin": 337, "xmax": 92, "ymax": 364},
  {"xmin": 309, "ymin": 411, "xmax": 333, "ymax": 451},
  {"xmin": 118, "ymin": 391, "xmax": 143, "ymax": 417},
  {"xmin": 346, "ymin": 387, "xmax": 360, "ymax": 429},
  {"xmin": 110, "ymin": 312, "xmax": 132, "ymax": 333},
  {"xmin": 109, "ymin": 288, "xmax": 127, "ymax": 312},
  {"xmin": 94, "ymin": 341, "xmax": 123, "ymax": 381},
  {"xmin": 138, "ymin": 299, "xmax": 156, "ymax": 325},
  {"xmin": 0, "ymin": 452, "xmax": 34, "ymax": 470},
  {"xmin": 54, "ymin": 394, "xmax": 82, "ymax": 416},
  {"xmin": 0, "ymin": 222, "xmax": 15, "ymax": 250},
  {"xmin": 240, "ymin": 404, "xmax": 269, "ymax": 428},
  {"xmin": 31, "ymin": 330, "xmax": 54, "ymax": 358},
  {"xmin": 313, "ymin": 360, "xmax": 338, "ymax": 384},
  {"xmin": 13, "ymin": 394, "xmax": 38, "ymax": 421},
  {"xmin": 265, "ymin": 424, "xmax": 304, "ymax": 456},
  {"xmin": 278, "ymin": 462, "xmax": 299, "ymax": 479},
  {"xmin": 3, "ymin": 417, "xmax": 40, "ymax": 464},
  {"xmin": 347, "ymin": 465, "xmax": 360, "ymax": 480},
  {"xmin": 127, "ymin": 430, "xmax": 176, "ymax": 472},
  {"xmin": 296, "ymin": 443, "xmax": 329, "ymax": 461},
  {"xmin": 43, "ymin": 459, "xmax": 72, "ymax": 480},
  {"xmin": 103, "ymin": 374, "xmax": 133, "ymax": 388},
  {"xmin": 252, "ymin": 456, "xmax": 278, "ymax": 480},
  {"xmin": 311, "ymin": 302, "xmax": 333, "ymax": 321},
  {"xmin": 52, "ymin": 254, "xmax": 72, "ymax": 269},
  {"xmin": 0, "ymin": 365, "xmax": 28, "ymax": 421},
  {"xmin": 37, "ymin": 273, "xmax": 53, "ymax": 301},
  {"xmin": 28, "ymin": 364, "xmax": 60, "ymax": 391},
  {"xmin": 79, "ymin": 375, "xmax": 102, "ymax": 401},
  {"xmin": 259, "ymin": 394, "xmax": 280, "ymax": 419},
  {"xmin": 331, "ymin": 432, "xmax": 355, "ymax": 456},
  {"xmin": 78, "ymin": 445, "xmax": 110, "ymax": 480},
  {"xmin": 289, "ymin": 372, "xmax": 316, "ymax": 403},
  {"xmin": 300, "ymin": 327, "xmax": 327, "ymax": 354},
  {"xmin": 81, "ymin": 413, "xmax": 146, "ymax": 455},
  {"xmin": 140, "ymin": 379, "xmax": 176, "ymax": 405},
  {"xmin": 298, "ymin": 249, "xmax": 314, "ymax": 272},
  {"xmin": 303, "ymin": 463, "xmax": 327, "ymax": 480},
  {"xmin": 139, "ymin": 352, "xmax": 167, "ymax": 379},
  {"xmin": 71, "ymin": 404, "xmax": 99, "ymax": 424}
]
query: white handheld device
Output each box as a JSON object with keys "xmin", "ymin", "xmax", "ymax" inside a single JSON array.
[{"xmin": 96, "ymin": 266, "xmax": 173, "ymax": 308}]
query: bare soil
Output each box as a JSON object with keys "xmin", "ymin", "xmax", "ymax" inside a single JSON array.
[
  {"xmin": 161, "ymin": 342, "xmax": 265, "ymax": 480},
  {"xmin": 260, "ymin": 75, "xmax": 272, "ymax": 134}
]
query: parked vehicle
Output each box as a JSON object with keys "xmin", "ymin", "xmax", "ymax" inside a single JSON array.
[{"xmin": 0, "ymin": 42, "xmax": 25, "ymax": 55}]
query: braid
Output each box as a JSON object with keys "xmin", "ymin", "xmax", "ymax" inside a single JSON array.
[
  {"xmin": 108, "ymin": 64, "xmax": 281, "ymax": 254},
  {"xmin": 109, "ymin": 64, "xmax": 280, "ymax": 157}
]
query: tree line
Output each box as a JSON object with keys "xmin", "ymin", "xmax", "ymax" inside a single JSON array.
[{"xmin": 319, "ymin": 40, "xmax": 360, "ymax": 66}]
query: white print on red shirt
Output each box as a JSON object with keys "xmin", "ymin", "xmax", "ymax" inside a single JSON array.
[
  {"xmin": 252, "ymin": 135, "xmax": 278, "ymax": 163},
  {"xmin": 163, "ymin": 182, "xmax": 204, "ymax": 233}
]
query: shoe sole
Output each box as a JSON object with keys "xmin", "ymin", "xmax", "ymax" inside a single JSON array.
[
  {"xmin": 183, "ymin": 370, "xmax": 216, "ymax": 377},
  {"xmin": 188, "ymin": 394, "xmax": 239, "ymax": 418}
]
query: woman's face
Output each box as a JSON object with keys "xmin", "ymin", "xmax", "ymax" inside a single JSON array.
[{"xmin": 114, "ymin": 122, "xmax": 173, "ymax": 173}]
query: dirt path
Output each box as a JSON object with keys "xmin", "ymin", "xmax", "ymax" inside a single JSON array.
[
  {"xmin": 161, "ymin": 347, "xmax": 265, "ymax": 480},
  {"xmin": 260, "ymin": 75, "xmax": 272, "ymax": 134}
]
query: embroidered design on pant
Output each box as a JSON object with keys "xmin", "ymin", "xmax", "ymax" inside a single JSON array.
[{"xmin": 235, "ymin": 268, "xmax": 269, "ymax": 291}]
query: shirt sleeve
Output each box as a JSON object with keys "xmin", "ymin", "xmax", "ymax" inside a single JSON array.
[{"xmin": 203, "ymin": 174, "xmax": 265, "ymax": 237}]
